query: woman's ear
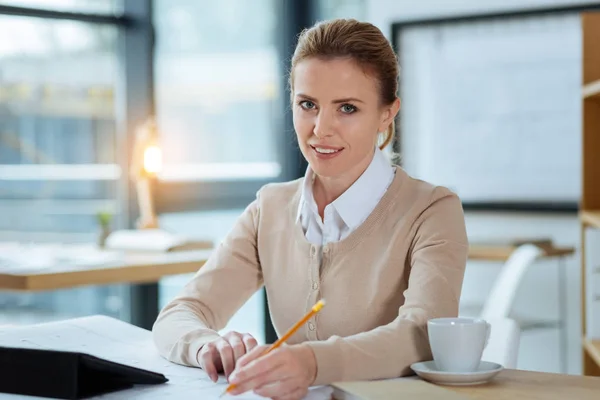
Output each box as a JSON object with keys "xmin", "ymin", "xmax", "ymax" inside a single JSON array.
[{"xmin": 378, "ymin": 98, "xmax": 401, "ymax": 132}]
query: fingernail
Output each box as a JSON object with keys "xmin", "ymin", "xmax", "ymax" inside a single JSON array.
[{"xmin": 229, "ymin": 372, "xmax": 238, "ymax": 383}]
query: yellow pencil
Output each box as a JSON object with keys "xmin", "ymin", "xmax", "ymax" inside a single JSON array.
[{"xmin": 219, "ymin": 299, "xmax": 326, "ymax": 398}]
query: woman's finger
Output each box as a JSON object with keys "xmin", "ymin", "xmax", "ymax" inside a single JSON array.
[
  {"xmin": 199, "ymin": 343, "xmax": 218, "ymax": 382},
  {"xmin": 229, "ymin": 351, "xmax": 289, "ymax": 395},
  {"xmin": 235, "ymin": 344, "xmax": 268, "ymax": 369},
  {"xmin": 225, "ymin": 334, "xmax": 246, "ymax": 365},
  {"xmin": 216, "ymin": 340, "xmax": 235, "ymax": 379},
  {"xmin": 242, "ymin": 333, "xmax": 258, "ymax": 352}
]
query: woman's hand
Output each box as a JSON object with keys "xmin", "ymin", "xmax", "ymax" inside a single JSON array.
[
  {"xmin": 197, "ymin": 331, "xmax": 258, "ymax": 382},
  {"xmin": 227, "ymin": 344, "xmax": 317, "ymax": 400}
]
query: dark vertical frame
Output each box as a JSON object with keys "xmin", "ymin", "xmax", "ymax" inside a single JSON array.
[{"xmin": 116, "ymin": 0, "xmax": 156, "ymax": 329}]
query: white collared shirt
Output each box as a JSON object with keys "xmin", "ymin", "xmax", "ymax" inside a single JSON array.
[{"xmin": 296, "ymin": 147, "xmax": 395, "ymax": 245}]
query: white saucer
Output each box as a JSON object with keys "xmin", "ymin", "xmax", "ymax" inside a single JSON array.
[{"xmin": 410, "ymin": 360, "xmax": 503, "ymax": 386}]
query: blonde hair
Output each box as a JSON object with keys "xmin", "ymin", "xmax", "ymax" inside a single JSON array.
[{"xmin": 289, "ymin": 18, "xmax": 399, "ymax": 150}]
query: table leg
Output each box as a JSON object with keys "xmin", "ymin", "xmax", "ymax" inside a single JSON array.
[{"xmin": 129, "ymin": 282, "xmax": 159, "ymax": 330}]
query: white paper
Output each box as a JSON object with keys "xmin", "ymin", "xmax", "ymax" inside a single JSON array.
[
  {"xmin": 0, "ymin": 315, "xmax": 332, "ymax": 399},
  {"xmin": 105, "ymin": 229, "xmax": 186, "ymax": 252},
  {"xmin": 0, "ymin": 242, "xmax": 122, "ymax": 273}
]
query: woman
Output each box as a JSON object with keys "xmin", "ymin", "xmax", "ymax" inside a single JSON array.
[{"xmin": 152, "ymin": 18, "xmax": 468, "ymax": 400}]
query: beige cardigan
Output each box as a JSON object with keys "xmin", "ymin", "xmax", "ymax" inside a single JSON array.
[{"xmin": 152, "ymin": 166, "xmax": 469, "ymax": 386}]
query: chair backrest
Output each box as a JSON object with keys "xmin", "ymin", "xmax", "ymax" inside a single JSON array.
[
  {"xmin": 480, "ymin": 244, "xmax": 543, "ymax": 321},
  {"xmin": 482, "ymin": 317, "xmax": 521, "ymax": 368}
]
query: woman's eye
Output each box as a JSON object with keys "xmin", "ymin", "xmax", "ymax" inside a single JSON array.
[
  {"xmin": 300, "ymin": 100, "xmax": 316, "ymax": 110},
  {"xmin": 341, "ymin": 104, "xmax": 357, "ymax": 113}
]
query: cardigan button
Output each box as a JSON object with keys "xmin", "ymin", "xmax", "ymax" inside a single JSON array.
[{"xmin": 308, "ymin": 322, "xmax": 315, "ymax": 331}]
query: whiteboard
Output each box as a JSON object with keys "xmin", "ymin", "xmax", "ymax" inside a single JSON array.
[{"xmin": 395, "ymin": 13, "xmax": 582, "ymax": 204}]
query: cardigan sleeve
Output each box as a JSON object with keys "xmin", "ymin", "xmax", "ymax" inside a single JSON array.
[
  {"xmin": 301, "ymin": 188, "xmax": 469, "ymax": 385},
  {"xmin": 152, "ymin": 194, "xmax": 264, "ymax": 368}
]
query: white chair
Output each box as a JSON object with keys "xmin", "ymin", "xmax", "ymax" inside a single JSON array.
[
  {"xmin": 461, "ymin": 244, "xmax": 544, "ymax": 369},
  {"xmin": 480, "ymin": 244, "xmax": 544, "ymax": 321},
  {"xmin": 481, "ymin": 317, "xmax": 521, "ymax": 368}
]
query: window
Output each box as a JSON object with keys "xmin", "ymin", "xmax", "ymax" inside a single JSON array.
[
  {"xmin": 153, "ymin": 0, "xmax": 281, "ymax": 195},
  {"xmin": 0, "ymin": 9, "xmax": 128, "ymax": 326},
  {"xmin": 0, "ymin": 15, "xmax": 120, "ymax": 239},
  {"xmin": 153, "ymin": 0, "xmax": 281, "ymax": 342},
  {"xmin": 316, "ymin": 0, "xmax": 366, "ymax": 20}
]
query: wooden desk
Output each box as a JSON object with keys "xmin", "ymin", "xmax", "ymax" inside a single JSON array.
[
  {"xmin": 448, "ymin": 368, "xmax": 600, "ymax": 399},
  {"xmin": 0, "ymin": 248, "xmax": 212, "ymax": 292},
  {"xmin": 0, "ymin": 245, "xmax": 212, "ymax": 330}
]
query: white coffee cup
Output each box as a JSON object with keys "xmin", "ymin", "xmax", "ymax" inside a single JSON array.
[{"xmin": 427, "ymin": 317, "xmax": 491, "ymax": 372}]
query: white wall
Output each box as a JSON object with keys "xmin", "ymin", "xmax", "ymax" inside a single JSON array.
[{"xmin": 367, "ymin": 0, "xmax": 600, "ymax": 35}]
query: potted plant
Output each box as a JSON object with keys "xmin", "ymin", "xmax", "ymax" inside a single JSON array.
[{"xmin": 96, "ymin": 211, "xmax": 113, "ymax": 248}]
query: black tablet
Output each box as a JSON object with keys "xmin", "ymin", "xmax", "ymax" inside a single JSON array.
[{"xmin": 0, "ymin": 346, "xmax": 168, "ymax": 399}]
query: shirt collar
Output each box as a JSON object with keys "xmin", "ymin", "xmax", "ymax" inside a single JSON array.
[
  {"xmin": 296, "ymin": 165, "xmax": 317, "ymax": 222},
  {"xmin": 331, "ymin": 147, "xmax": 394, "ymax": 231},
  {"xmin": 296, "ymin": 148, "xmax": 394, "ymax": 228}
]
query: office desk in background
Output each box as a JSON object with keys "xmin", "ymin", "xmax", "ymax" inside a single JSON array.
[
  {"xmin": 468, "ymin": 243, "xmax": 575, "ymax": 261},
  {"xmin": 1, "ymin": 241, "xmax": 575, "ymax": 338},
  {"xmin": 0, "ymin": 243, "xmax": 212, "ymax": 329},
  {"xmin": 0, "ymin": 315, "xmax": 598, "ymax": 400},
  {"xmin": 0, "ymin": 242, "xmax": 572, "ymax": 291}
]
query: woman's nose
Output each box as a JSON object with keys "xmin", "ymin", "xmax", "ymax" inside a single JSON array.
[{"xmin": 313, "ymin": 111, "xmax": 334, "ymax": 138}]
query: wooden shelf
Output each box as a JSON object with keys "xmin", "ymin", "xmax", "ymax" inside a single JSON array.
[
  {"xmin": 584, "ymin": 338, "xmax": 600, "ymax": 368},
  {"xmin": 582, "ymin": 80, "xmax": 600, "ymax": 99},
  {"xmin": 581, "ymin": 211, "xmax": 600, "ymax": 229},
  {"xmin": 580, "ymin": 12, "xmax": 600, "ymax": 376}
]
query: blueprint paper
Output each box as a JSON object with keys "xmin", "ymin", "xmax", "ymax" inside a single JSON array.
[{"xmin": 0, "ymin": 315, "xmax": 332, "ymax": 399}]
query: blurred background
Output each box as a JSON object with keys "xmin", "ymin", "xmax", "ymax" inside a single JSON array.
[{"xmin": 1, "ymin": 0, "xmax": 600, "ymax": 379}]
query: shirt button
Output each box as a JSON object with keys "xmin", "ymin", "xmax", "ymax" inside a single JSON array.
[
  {"xmin": 308, "ymin": 322, "xmax": 315, "ymax": 331},
  {"xmin": 323, "ymin": 245, "xmax": 329, "ymax": 254},
  {"xmin": 312, "ymin": 281, "xmax": 319, "ymax": 290}
]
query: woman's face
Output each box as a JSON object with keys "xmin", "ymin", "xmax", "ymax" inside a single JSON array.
[{"xmin": 292, "ymin": 57, "xmax": 399, "ymax": 181}]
